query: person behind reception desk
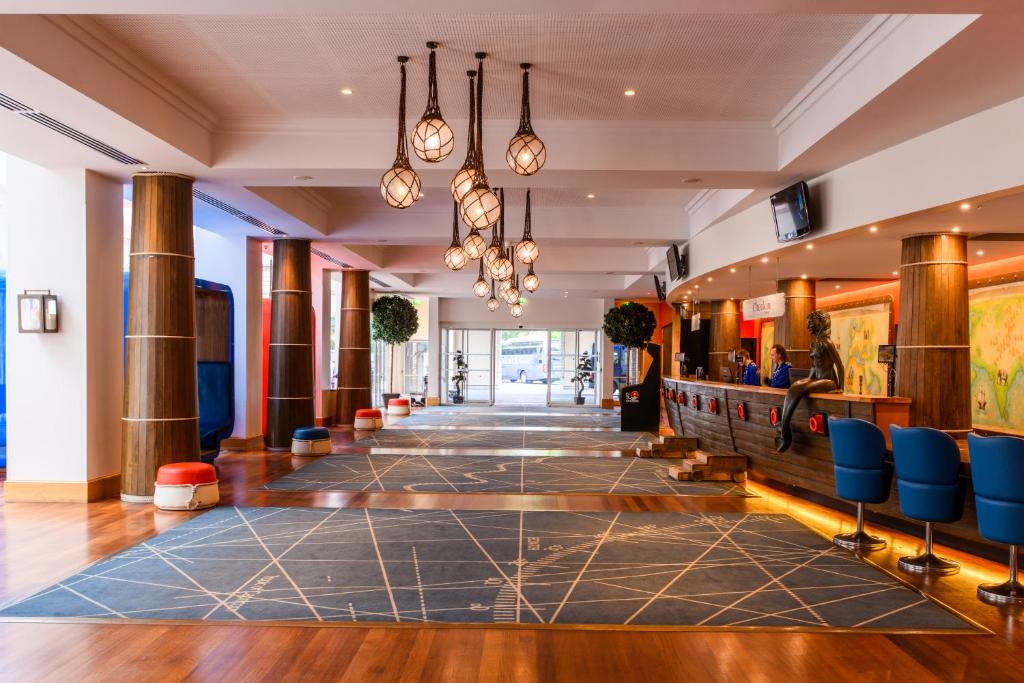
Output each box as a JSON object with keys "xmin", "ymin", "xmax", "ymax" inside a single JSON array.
[
  {"xmin": 736, "ymin": 349, "xmax": 760, "ymax": 386},
  {"xmin": 765, "ymin": 344, "xmax": 792, "ymax": 389}
]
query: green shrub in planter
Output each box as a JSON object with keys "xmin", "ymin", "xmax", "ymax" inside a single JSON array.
[{"xmin": 371, "ymin": 295, "xmax": 419, "ymax": 395}]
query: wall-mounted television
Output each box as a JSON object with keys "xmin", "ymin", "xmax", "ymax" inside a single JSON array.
[
  {"xmin": 653, "ymin": 275, "xmax": 666, "ymax": 301},
  {"xmin": 771, "ymin": 181, "xmax": 813, "ymax": 243},
  {"xmin": 666, "ymin": 243, "xmax": 687, "ymax": 281}
]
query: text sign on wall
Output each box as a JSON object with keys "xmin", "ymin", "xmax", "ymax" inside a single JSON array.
[{"xmin": 742, "ymin": 292, "xmax": 786, "ymax": 320}]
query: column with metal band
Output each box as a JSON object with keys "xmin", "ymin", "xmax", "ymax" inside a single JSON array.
[
  {"xmin": 708, "ymin": 299, "xmax": 741, "ymax": 383},
  {"xmin": 121, "ymin": 172, "xmax": 200, "ymax": 501},
  {"xmin": 774, "ymin": 278, "xmax": 816, "ymax": 369},
  {"xmin": 337, "ymin": 270, "xmax": 371, "ymax": 425},
  {"xmin": 896, "ymin": 233, "xmax": 970, "ymax": 433},
  {"xmin": 266, "ymin": 238, "xmax": 315, "ymax": 449}
]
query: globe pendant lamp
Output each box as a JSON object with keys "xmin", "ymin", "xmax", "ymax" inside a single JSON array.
[
  {"xmin": 443, "ymin": 201, "xmax": 468, "ymax": 271},
  {"xmin": 488, "ymin": 200, "xmax": 514, "ymax": 281},
  {"xmin": 503, "ymin": 275, "xmax": 521, "ymax": 305},
  {"xmin": 482, "ymin": 225, "xmax": 502, "ymax": 269},
  {"xmin": 462, "ymin": 227, "xmax": 486, "ymax": 260},
  {"xmin": 413, "ymin": 42, "xmax": 455, "ymax": 163},
  {"xmin": 510, "ymin": 301, "xmax": 524, "ymax": 318},
  {"xmin": 459, "ymin": 53, "xmax": 501, "ymax": 230},
  {"xmin": 472, "ymin": 259, "xmax": 490, "ymax": 297},
  {"xmin": 380, "ymin": 56, "xmax": 421, "ymax": 209},
  {"xmin": 486, "ymin": 281, "xmax": 500, "ymax": 311},
  {"xmin": 515, "ymin": 188, "xmax": 540, "ymax": 264},
  {"xmin": 506, "ymin": 63, "xmax": 546, "ymax": 176},
  {"xmin": 523, "ymin": 262, "xmax": 540, "ymax": 292},
  {"xmin": 450, "ymin": 70, "xmax": 479, "ymax": 203}
]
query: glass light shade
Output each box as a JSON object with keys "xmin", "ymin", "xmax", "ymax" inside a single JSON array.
[
  {"xmin": 515, "ymin": 238, "xmax": 539, "ymax": 264},
  {"xmin": 523, "ymin": 272, "xmax": 540, "ymax": 292},
  {"xmin": 502, "ymin": 285, "xmax": 520, "ymax": 304},
  {"xmin": 509, "ymin": 302, "xmax": 524, "ymax": 318},
  {"xmin": 462, "ymin": 229, "xmax": 486, "ymax": 259},
  {"xmin": 460, "ymin": 184, "xmax": 501, "ymax": 229},
  {"xmin": 506, "ymin": 133, "xmax": 546, "ymax": 176},
  {"xmin": 482, "ymin": 243, "xmax": 501, "ymax": 269},
  {"xmin": 473, "ymin": 277, "xmax": 491, "ymax": 298},
  {"xmin": 412, "ymin": 116, "xmax": 454, "ymax": 162},
  {"xmin": 450, "ymin": 166, "xmax": 479, "ymax": 203},
  {"xmin": 380, "ymin": 164, "xmax": 421, "ymax": 209},
  {"xmin": 498, "ymin": 278, "xmax": 513, "ymax": 295},
  {"xmin": 444, "ymin": 244, "xmax": 468, "ymax": 271},
  {"xmin": 489, "ymin": 254, "xmax": 513, "ymax": 281},
  {"xmin": 486, "ymin": 296, "xmax": 500, "ymax": 311}
]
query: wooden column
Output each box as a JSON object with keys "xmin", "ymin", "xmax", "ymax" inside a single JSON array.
[
  {"xmin": 266, "ymin": 239, "xmax": 314, "ymax": 449},
  {"xmin": 708, "ymin": 299, "xmax": 741, "ymax": 382},
  {"xmin": 121, "ymin": 172, "xmax": 199, "ymax": 501},
  {"xmin": 774, "ymin": 278, "xmax": 816, "ymax": 368},
  {"xmin": 896, "ymin": 233, "xmax": 970, "ymax": 435},
  {"xmin": 336, "ymin": 271, "xmax": 371, "ymax": 425}
]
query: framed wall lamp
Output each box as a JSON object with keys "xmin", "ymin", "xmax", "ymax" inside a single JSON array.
[{"xmin": 18, "ymin": 289, "xmax": 59, "ymax": 333}]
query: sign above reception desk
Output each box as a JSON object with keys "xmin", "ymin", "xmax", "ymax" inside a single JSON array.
[{"xmin": 742, "ymin": 292, "xmax": 786, "ymax": 320}]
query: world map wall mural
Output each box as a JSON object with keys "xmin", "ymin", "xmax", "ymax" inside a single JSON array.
[
  {"xmin": 824, "ymin": 300, "xmax": 892, "ymax": 396},
  {"xmin": 970, "ymin": 280, "xmax": 1024, "ymax": 432}
]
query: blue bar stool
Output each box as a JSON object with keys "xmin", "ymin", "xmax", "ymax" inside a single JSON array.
[
  {"xmin": 967, "ymin": 433, "xmax": 1024, "ymax": 605},
  {"xmin": 828, "ymin": 418, "xmax": 893, "ymax": 551},
  {"xmin": 890, "ymin": 425, "xmax": 966, "ymax": 575}
]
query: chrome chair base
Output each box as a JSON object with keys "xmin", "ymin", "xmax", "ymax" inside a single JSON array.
[
  {"xmin": 977, "ymin": 579, "xmax": 1024, "ymax": 606},
  {"xmin": 898, "ymin": 552, "xmax": 960, "ymax": 576},
  {"xmin": 833, "ymin": 530, "xmax": 886, "ymax": 551}
]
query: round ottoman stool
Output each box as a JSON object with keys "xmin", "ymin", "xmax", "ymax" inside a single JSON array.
[
  {"xmin": 354, "ymin": 408, "xmax": 383, "ymax": 430},
  {"xmin": 292, "ymin": 426, "xmax": 332, "ymax": 456},
  {"xmin": 387, "ymin": 397, "xmax": 411, "ymax": 417},
  {"xmin": 154, "ymin": 462, "xmax": 219, "ymax": 511}
]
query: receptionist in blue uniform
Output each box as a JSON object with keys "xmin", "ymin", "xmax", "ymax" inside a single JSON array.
[
  {"xmin": 737, "ymin": 349, "xmax": 760, "ymax": 386},
  {"xmin": 766, "ymin": 344, "xmax": 792, "ymax": 389}
]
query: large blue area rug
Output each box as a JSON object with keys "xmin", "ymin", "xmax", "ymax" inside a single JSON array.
[
  {"xmin": 354, "ymin": 429, "xmax": 654, "ymax": 451},
  {"xmin": 262, "ymin": 453, "xmax": 752, "ymax": 497},
  {"xmin": 0, "ymin": 507, "xmax": 976, "ymax": 631}
]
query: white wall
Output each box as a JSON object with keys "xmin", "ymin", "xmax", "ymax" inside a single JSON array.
[
  {"xmin": 6, "ymin": 159, "xmax": 122, "ymax": 483},
  {"xmin": 439, "ymin": 296, "xmax": 606, "ymax": 329}
]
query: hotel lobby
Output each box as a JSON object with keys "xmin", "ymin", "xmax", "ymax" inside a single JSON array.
[{"xmin": 2, "ymin": 3, "xmax": 1024, "ymax": 681}]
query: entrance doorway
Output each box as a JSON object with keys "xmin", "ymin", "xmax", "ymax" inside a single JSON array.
[{"xmin": 494, "ymin": 330, "xmax": 548, "ymax": 405}]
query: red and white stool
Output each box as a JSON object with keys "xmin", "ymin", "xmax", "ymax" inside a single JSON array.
[
  {"xmin": 387, "ymin": 397, "xmax": 411, "ymax": 417},
  {"xmin": 354, "ymin": 408, "xmax": 384, "ymax": 430},
  {"xmin": 154, "ymin": 462, "xmax": 220, "ymax": 511}
]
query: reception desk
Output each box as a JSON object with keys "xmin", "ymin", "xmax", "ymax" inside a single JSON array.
[{"xmin": 661, "ymin": 377, "xmax": 996, "ymax": 558}]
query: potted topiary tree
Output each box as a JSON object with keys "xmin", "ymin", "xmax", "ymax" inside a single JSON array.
[
  {"xmin": 603, "ymin": 302, "xmax": 656, "ymax": 385},
  {"xmin": 371, "ymin": 295, "xmax": 419, "ymax": 405}
]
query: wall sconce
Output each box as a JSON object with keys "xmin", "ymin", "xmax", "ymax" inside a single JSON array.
[{"xmin": 18, "ymin": 290, "xmax": 59, "ymax": 333}]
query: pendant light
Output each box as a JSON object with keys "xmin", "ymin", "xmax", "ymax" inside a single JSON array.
[
  {"xmin": 503, "ymin": 274, "xmax": 521, "ymax": 304},
  {"xmin": 380, "ymin": 56, "xmax": 421, "ymax": 209},
  {"xmin": 514, "ymin": 188, "xmax": 540, "ymax": 263},
  {"xmin": 491, "ymin": 243, "xmax": 513, "ymax": 282},
  {"xmin": 506, "ymin": 63, "xmax": 546, "ymax": 176},
  {"xmin": 523, "ymin": 262, "xmax": 540, "ymax": 292},
  {"xmin": 482, "ymin": 224, "xmax": 502, "ymax": 270},
  {"xmin": 510, "ymin": 301, "xmax": 524, "ymax": 318},
  {"xmin": 472, "ymin": 258, "xmax": 490, "ymax": 297},
  {"xmin": 486, "ymin": 280, "xmax": 500, "ymax": 311},
  {"xmin": 462, "ymin": 228, "xmax": 486, "ymax": 259},
  {"xmin": 450, "ymin": 70, "xmax": 479, "ymax": 203},
  {"xmin": 459, "ymin": 53, "xmax": 501, "ymax": 230},
  {"xmin": 488, "ymin": 191, "xmax": 513, "ymax": 280},
  {"xmin": 443, "ymin": 201, "xmax": 468, "ymax": 271},
  {"xmin": 413, "ymin": 42, "xmax": 455, "ymax": 163}
]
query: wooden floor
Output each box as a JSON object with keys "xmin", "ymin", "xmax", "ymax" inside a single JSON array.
[{"xmin": 1, "ymin": 429, "xmax": 1022, "ymax": 682}]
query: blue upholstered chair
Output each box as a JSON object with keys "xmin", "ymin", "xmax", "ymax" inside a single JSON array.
[
  {"xmin": 828, "ymin": 418, "xmax": 893, "ymax": 551},
  {"xmin": 967, "ymin": 433, "xmax": 1024, "ymax": 605},
  {"xmin": 889, "ymin": 425, "xmax": 966, "ymax": 575}
]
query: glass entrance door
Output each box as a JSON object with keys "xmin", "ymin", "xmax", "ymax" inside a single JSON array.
[
  {"xmin": 548, "ymin": 329, "xmax": 601, "ymax": 406},
  {"xmin": 441, "ymin": 328, "xmax": 493, "ymax": 404}
]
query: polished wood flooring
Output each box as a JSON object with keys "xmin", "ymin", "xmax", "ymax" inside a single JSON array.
[{"xmin": 1, "ymin": 428, "xmax": 1022, "ymax": 682}]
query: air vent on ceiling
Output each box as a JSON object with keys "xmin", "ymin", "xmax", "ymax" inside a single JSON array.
[
  {"xmin": 369, "ymin": 276, "xmax": 390, "ymax": 288},
  {"xmin": 0, "ymin": 90, "xmax": 145, "ymax": 165},
  {"xmin": 310, "ymin": 247, "xmax": 351, "ymax": 269},
  {"xmin": 192, "ymin": 189, "xmax": 286, "ymax": 236}
]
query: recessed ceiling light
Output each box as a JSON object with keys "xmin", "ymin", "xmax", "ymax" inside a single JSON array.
[
  {"xmin": 834, "ymin": 284, "xmax": 841, "ymax": 289},
  {"xmin": 892, "ymin": 270, "xmax": 898, "ymax": 276},
  {"xmin": 707, "ymin": 277, "xmax": 713, "ymax": 282},
  {"xmin": 806, "ymin": 244, "xmax": 814, "ymax": 250},
  {"xmin": 587, "ymin": 193, "xmax": 595, "ymax": 199},
  {"xmin": 960, "ymin": 202, "xmax": 971, "ymax": 210},
  {"xmin": 293, "ymin": 175, "xmax": 313, "ymax": 181},
  {"xmin": 951, "ymin": 226, "xmax": 961, "ymax": 232},
  {"xmin": 695, "ymin": 285, "xmax": 700, "ymax": 289},
  {"xmin": 682, "ymin": 177, "xmax": 702, "ymax": 184},
  {"xmin": 800, "ymin": 274, "xmax": 808, "ymax": 280},
  {"xmin": 976, "ymin": 249, "xmax": 985, "ymax": 256},
  {"xmin": 760, "ymin": 257, "xmax": 769, "ymax": 263},
  {"xmin": 140, "ymin": 165, "xmax": 150, "ymax": 171},
  {"xmin": 623, "ymin": 89, "xmax": 636, "ymax": 97},
  {"xmin": 340, "ymin": 88, "xmax": 354, "ymax": 96},
  {"xmin": 687, "ymin": 290, "xmax": 692, "ymax": 295},
  {"xmin": 418, "ymin": 192, "xmax": 425, "ymax": 199},
  {"xmin": 869, "ymin": 225, "xmax": 878, "ymax": 233},
  {"xmin": 729, "ymin": 268, "xmax": 736, "ymax": 273}
]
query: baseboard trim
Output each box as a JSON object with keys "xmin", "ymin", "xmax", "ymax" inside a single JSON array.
[
  {"xmin": 220, "ymin": 434, "xmax": 265, "ymax": 451},
  {"xmin": 5, "ymin": 473, "xmax": 121, "ymax": 503}
]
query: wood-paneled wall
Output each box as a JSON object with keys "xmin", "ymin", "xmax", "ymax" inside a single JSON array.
[
  {"xmin": 774, "ymin": 278, "xmax": 815, "ymax": 369},
  {"xmin": 708, "ymin": 299, "xmax": 740, "ymax": 382},
  {"xmin": 121, "ymin": 172, "xmax": 200, "ymax": 500},
  {"xmin": 195, "ymin": 289, "xmax": 231, "ymax": 363},
  {"xmin": 337, "ymin": 270, "xmax": 371, "ymax": 425},
  {"xmin": 896, "ymin": 233, "xmax": 970, "ymax": 434},
  {"xmin": 266, "ymin": 239, "xmax": 315, "ymax": 449}
]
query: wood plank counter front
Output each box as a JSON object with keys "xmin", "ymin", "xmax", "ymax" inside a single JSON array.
[{"xmin": 661, "ymin": 376, "xmax": 999, "ymax": 559}]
